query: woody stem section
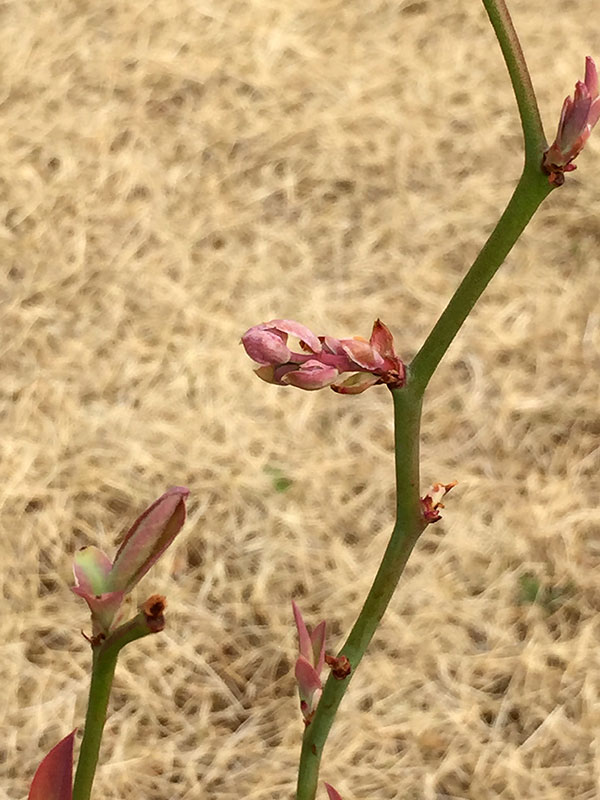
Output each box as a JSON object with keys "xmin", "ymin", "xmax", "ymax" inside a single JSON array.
[{"xmin": 296, "ymin": 382, "xmax": 425, "ymax": 800}]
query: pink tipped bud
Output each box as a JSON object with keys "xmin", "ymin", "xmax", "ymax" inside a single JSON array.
[
  {"xmin": 28, "ymin": 730, "xmax": 76, "ymax": 800},
  {"xmin": 242, "ymin": 319, "xmax": 321, "ymax": 367},
  {"xmin": 292, "ymin": 601, "xmax": 327, "ymax": 722},
  {"xmin": 242, "ymin": 327, "xmax": 291, "ymax": 366},
  {"xmin": 293, "ymin": 601, "xmax": 326, "ymax": 671},
  {"xmin": 73, "ymin": 487, "xmax": 189, "ymax": 636},
  {"xmin": 543, "ymin": 57, "xmax": 600, "ymax": 184},
  {"xmin": 109, "ymin": 486, "xmax": 189, "ymax": 593}
]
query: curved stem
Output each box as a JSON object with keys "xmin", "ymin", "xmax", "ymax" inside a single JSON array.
[
  {"xmin": 296, "ymin": 382, "xmax": 425, "ymax": 800},
  {"xmin": 481, "ymin": 0, "xmax": 547, "ymax": 163},
  {"xmin": 409, "ymin": 169, "xmax": 552, "ymax": 393},
  {"xmin": 410, "ymin": 0, "xmax": 555, "ymax": 393},
  {"xmin": 72, "ymin": 613, "xmax": 160, "ymax": 800},
  {"xmin": 295, "ymin": 5, "xmax": 553, "ymax": 797}
]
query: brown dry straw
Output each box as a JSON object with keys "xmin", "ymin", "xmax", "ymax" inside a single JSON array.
[{"xmin": 3, "ymin": 0, "xmax": 599, "ymax": 798}]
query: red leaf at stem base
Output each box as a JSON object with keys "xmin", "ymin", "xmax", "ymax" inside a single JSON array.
[{"xmin": 28, "ymin": 729, "xmax": 76, "ymax": 800}]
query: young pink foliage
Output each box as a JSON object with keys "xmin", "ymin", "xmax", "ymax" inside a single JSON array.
[
  {"xmin": 324, "ymin": 783, "xmax": 344, "ymax": 800},
  {"xmin": 543, "ymin": 57, "xmax": 600, "ymax": 184},
  {"xmin": 110, "ymin": 486, "xmax": 189, "ymax": 592},
  {"xmin": 292, "ymin": 601, "xmax": 327, "ymax": 722},
  {"xmin": 242, "ymin": 319, "xmax": 405, "ymax": 394},
  {"xmin": 73, "ymin": 487, "xmax": 189, "ymax": 635},
  {"xmin": 28, "ymin": 729, "xmax": 76, "ymax": 800}
]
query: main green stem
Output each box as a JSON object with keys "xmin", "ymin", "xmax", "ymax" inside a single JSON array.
[
  {"xmin": 296, "ymin": 2, "xmax": 554, "ymax": 796},
  {"xmin": 296, "ymin": 385, "xmax": 425, "ymax": 800},
  {"xmin": 72, "ymin": 615, "xmax": 156, "ymax": 800},
  {"xmin": 296, "ymin": 170, "xmax": 550, "ymax": 800}
]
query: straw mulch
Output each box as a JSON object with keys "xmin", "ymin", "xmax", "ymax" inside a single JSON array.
[{"xmin": 2, "ymin": 1, "xmax": 599, "ymax": 798}]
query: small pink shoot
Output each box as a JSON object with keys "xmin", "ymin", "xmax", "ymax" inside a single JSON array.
[
  {"xmin": 543, "ymin": 57, "xmax": 600, "ymax": 184},
  {"xmin": 73, "ymin": 487, "xmax": 189, "ymax": 636},
  {"xmin": 292, "ymin": 601, "xmax": 326, "ymax": 723},
  {"xmin": 28, "ymin": 729, "xmax": 76, "ymax": 800},
  {"xmin": 242, "ymin": 319, "xmax": 405, "ymax": 393}
]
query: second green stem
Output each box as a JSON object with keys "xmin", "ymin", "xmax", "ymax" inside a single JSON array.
[{"xmin": 72, "ymin": 614, "xmax": 159, "ymax": 800}]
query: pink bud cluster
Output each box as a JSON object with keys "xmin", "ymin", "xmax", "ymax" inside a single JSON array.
[
  {"xmin": 543, "ymin": 57, "xmax": 600, "ymax": 185},
  {"xmin": 292, "ymin": 601, "xmax": 326, "ymax": 724},
  {"xmin": 242, "ymin": 319, "xmax": 405, "ymax": 394}
]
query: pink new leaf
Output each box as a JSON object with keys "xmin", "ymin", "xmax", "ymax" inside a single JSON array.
[
  {"xmin": 109, "ymin": 486, "xmax": 189, "ymax": 593},
  {"xmin": 292, "ymin": 600, "xmax": 313, "ymax": 663},
  {"xmin": 310, "ymin": 620, "xmax": 326, "ymax": 674},
  {"xmin": 28, "ymin": 729, "xmax": 76, "ymax": 800},
  {"xmin": 295, "ymin": 656, "xmax": 322, "ymax": 701},
  {"xmin": 324, "ymin": 783, "xmax": 344, "ymax": 800},
  {"xmin": 543, "ymin": 56, "xmax": 600, "ymax": 183},
  {"xmin": 369, "ymin": 318, "xmax": 396, "ymax": 360}
]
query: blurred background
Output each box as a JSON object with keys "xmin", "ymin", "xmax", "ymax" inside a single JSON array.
[{"xmin": 1, "ymin": 1, "xmax": 599, "ymax": 798}]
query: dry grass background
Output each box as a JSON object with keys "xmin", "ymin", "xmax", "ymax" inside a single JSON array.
[{"xmin": 1, "ymin": 0, "xmax": 599, "ymax": 798}]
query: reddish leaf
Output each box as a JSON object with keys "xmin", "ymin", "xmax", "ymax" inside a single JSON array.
[
  {"xmin": 28, "ymin": 729, "xmax": 76, "ymax": 800},
  {"xmin": 324, "ymin": 783, "xmax": 344, "ymax": 800}
]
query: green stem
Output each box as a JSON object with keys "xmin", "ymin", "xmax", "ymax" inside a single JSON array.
[
  {"xmin": 409, "ymin": 169, "xmax": 552, "ymax": 393},
  {"xmin": 480, "ymin": 0, "xmax": 547, "ymax": 163},
  {"xmin": 296, "ymin": 383, "xmax": 425, "ymax": 800},
  {"xmin": 72, "ymin": 613, "xmax": 160, "ymax": 800},
  {"xmin": 409, "ymin": 0, "xmax": 555, "ymax": 392},
  {"xmin": 295, "ymin": 4, "xmax": 554, "ymax": 797}
]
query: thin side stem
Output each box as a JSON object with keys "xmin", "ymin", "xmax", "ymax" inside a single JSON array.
[
  {"xmin": 481, "ymin": 0, "xmax": 547, "ymax": 162},
  {"xmin": 296, "ymin": 382, "xmax": 425, "ymax": 800},
  {"xmin": 72, "ymin": 613, "xmax": 159, "ymax": 800},
  {"xmin": 409, "ymin": 171, "xmax": 552, "ymax": 393}
]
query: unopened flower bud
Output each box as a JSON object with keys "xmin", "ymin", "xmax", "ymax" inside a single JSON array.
[
  {"xmin": 73, "ymin": 487, "xmax": 189, "ymax": 636},
  {"xmin": 242, "ymin": 318, "xmax": 405, "ymax": 394},
  {"xmin": 543, "ymin": 57, "xmax": 600, "ymax": 185},
  {"xmin": 292, "ymin": 600, "xmax": 326, "ymax": 724}
]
